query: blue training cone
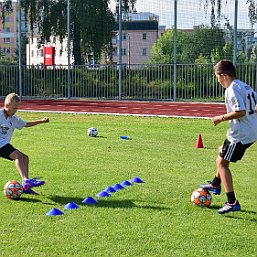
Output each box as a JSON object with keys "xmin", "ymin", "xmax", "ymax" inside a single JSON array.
[
  {"xmin": 64, "ymin": 202, "xmax": 80, "ymax": 210},
  {"xmin": 113, "ymin": 183, "xmax": 125, "ymax": 191},
  {"xmin": 130, "ymin": 177, "xmax": 144, "ymax": 183},
  {"xmin": 82, "ymin": 197, "xmax": 98, "ymax": 205},
  {"xmin": 104, "ymin": 186, "xmax": 117, "ymax": 193},
  {"xmin": 96, "ymin": 191, "xmax": 111, "ymax": 197},
  {"xmin": 121, "ymin": 180, "xmax": 133, "ymax": 187},
  {"xmin": 46, "ymin": 208, "xmax": 64, "ymax": 216},
  {"xmin": 120, "ymin": 136, "xmax": 129, "ymax": 140}
]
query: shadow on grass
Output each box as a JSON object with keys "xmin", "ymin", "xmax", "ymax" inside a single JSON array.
[
  {"xmin": 222, "ymin": 209, "xmax": 257, "ymax": 222},
  {"xmin": 93, "ymin": 135, "xmax": 107, "ymax": 139},
  {"xmin": 209, "ymin": 205, "xmax": 257, "ymax": 222},
  {"xmin": 48, "ymin": 195, "xmax": 171, "ymax": 211},
  {"xmin": 20, "ymin": 197, "xmax": 42, "ymax": 203},
  {"xmin": 208, "ymin": 204, "xmax": 221, "ymax": 210}
]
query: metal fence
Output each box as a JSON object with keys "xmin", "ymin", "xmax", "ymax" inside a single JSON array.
[{"xmin": 0, "ymin": 63, "xmax": 256, "ymax": 101}]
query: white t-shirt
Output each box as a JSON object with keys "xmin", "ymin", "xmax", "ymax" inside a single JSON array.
[
  {"xmin": 225, "ymin": 79, "xmax": 257, "ymax": 144},
  {"xmin": 0, "ymin": 109, "xmax": 27, "ymax": 148}
]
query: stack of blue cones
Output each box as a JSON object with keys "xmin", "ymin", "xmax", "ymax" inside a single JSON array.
[
  {"xmin": 96, "ymin": 176, "xmax": 144, "ymax": 198},
  {"xmin": 46, "ymin": 176, "xmax": 144, "ymax": 216}
]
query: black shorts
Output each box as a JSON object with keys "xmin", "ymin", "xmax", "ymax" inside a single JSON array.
[
  {"xmin": 0, "ymin": 144, "xmax": 17, "ymax": 160},
  {"xmin": 219, "ymin": 139, "xmax": 254, "ymax": 163}
]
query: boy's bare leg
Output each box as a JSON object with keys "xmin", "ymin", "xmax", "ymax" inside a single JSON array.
[
  {"xmin": 9, "ymin": 150, "xmax": 29, "ymax": 181},
  {"xmin": 216, "ymin": 156, "xmax": 233, "ymax": 193}
]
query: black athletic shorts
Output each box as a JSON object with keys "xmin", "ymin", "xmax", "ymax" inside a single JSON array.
[
  {"xmin": 219, "ymin": 139, "xmax": 254, "ymax": 163},
  {"xmin": 0, "ymin": 144, "xmax": 16, "ymax": 160}
]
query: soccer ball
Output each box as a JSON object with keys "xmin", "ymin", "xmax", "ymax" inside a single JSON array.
[
  {"xmin": 3, "ymin": 180, "xmax": 23, "ymax": 200},
  {"xmin": 191, "ymin": 188, "xmax": 212, "ymax": 207},
  {"xmin": 87, "ymin": 127, "xmax": 98, "ymax": 137}
]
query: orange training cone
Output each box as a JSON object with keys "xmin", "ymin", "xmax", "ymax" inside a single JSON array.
[{"xmin": 195, "ymin": 134, "xmax": 204, "ymax": 148}]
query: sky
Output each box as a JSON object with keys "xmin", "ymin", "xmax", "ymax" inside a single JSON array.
[{"xmin": 109, "ymin": 0, "xmax": 254, "ymax": 30}]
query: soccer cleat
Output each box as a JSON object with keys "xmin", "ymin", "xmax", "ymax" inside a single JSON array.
[
  {"xmin": 22, "ymin": 178, "xmax": 45, "ymax": 188},
  {"xmin": 22, "ymin": 178, "xmax": 45, "ymax": 193},
  {"xmin": 23, "ymin": 188, "xmax": 39, "ymax": 195},
  {"xmin": 200, "ymin": 181, "xmax": 221, "ymax": 195},
  {"xmin": 218, "ymin": 200, "xmax": 241, "ymax": 214}
]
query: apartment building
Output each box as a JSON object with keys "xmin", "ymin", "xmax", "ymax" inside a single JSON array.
[
  {"xmin": 0, "ymin": 0, "xmax": 26, "ymax": 61},
  {"xmin": 26, "ymin": 36, "xmax": 72, "ymax": 66},
  {"xmin": 112, "ymin": 12, "xmax": 165, "ymax": 66},
  {"xmin": 0, "ymin": 1, "xmax": 17, "ymax": 60},
  {"xmin": 26, "ymin": 12, "xmax": 165, "ymax": 66}
]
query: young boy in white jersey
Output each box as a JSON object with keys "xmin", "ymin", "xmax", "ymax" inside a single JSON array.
[
  {"xmin": 201, "ymin": 60, "xmax": 257, "ymax": 214},
  {"xmin": 0, "ymin": 93, "xmax": 49, "ymax": 194}
]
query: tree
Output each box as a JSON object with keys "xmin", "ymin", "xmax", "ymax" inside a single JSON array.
[
  {"xmin": 149, "ymin": 26, "xmax": 225, "ymax": 64},
  {"xmin": 203, "ymin": 0, "xmax": 257, "ymax": 28},
  {"xmin": 18, "ymin": 0, "xmax": 116, "ymax": 65},
  {"xmin": 0, "ymin": 0, "xmax": 115, "ymax": 65},
  {"xmin": 114, "ymin": 0, "xmax": 136, "ymax": 17},
  {"xmin": 182, "ymin": 25, "xmax": 225, "ymax": 63},
  {"xmin": 149, "ymin": 29, "xmax": 187, "ymax": 64}
]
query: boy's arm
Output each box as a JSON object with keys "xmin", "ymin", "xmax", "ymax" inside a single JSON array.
[
  {"xmin": 211, "ymin": 110, "xmax": 246, "ymax": 126},
  {"xmin": 25, "ymin": 117, "xmax": 49, "ymax": 127}
]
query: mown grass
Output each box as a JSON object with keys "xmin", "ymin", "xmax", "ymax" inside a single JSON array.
[{"xmin": 0, "ymin": 112, "xmax": 257, "ymax": 257}]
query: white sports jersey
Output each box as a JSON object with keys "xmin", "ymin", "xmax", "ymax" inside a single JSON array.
[
  {"xmin": 225, "ymin": 79, "xmax": 257, "ymax": 144},
  {"xmin": 0, "ymin": 109, "xmax": 27, "ymax": 148}
]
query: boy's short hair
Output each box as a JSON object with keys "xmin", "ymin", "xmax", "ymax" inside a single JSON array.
[
  {"xmin": 214, "ymin": 60, "xmax": 237, "ymax": 78},
  {"xmin": 4, "ymin": 93, "xmax": 20, "ymax": 106}
]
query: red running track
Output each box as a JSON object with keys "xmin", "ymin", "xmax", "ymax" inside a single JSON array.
[{"xmin": 0, "ymin": 99, "xmax": 226, "ymax": 118}]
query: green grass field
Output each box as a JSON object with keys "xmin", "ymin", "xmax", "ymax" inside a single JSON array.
[{"xmin": 1, "ymin": 112, "xmax": 257, "ymax": 257}]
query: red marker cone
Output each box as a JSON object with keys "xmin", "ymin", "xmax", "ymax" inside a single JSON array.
[{"xmin": 195, "ymin": 134, "xmax": 204, "ymax": 148}]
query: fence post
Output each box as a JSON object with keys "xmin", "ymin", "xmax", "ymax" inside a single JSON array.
[
  {"xmin": 18, "ymin": 0, "xmax": 22, "ymax": 97},
  {"xmin": 173, "ymin": 0, "xmax": 177, "ymax": 101},
  {"xmin": 67, "ymin": 0, "xmax": 71, "ymax": 98},
  {"xmin": 233, "ymin": 0, "xmax": 238, "ymax": 65},
  {"xmin": 118, "ymin": 0, "xmax": 123, "ymax": 101}
]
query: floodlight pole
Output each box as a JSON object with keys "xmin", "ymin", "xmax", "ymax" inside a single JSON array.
[
  {"xmin": 118, "ymin": 0, "xmax": 123, "ymax": 100},
  {"xmin": 173, "ymin": 0, "xmax": 177, "ymax": 101},
  {"xmin": 233, "ymin": 0, "xmax": 238, "ymax": 65},
  {"xmin": 18, "ymin": 0, "xmax": 22, "ymax": 97},
  {"xmin": 67, "ymin": 0, "xmax": 71, "ymax": 98}
]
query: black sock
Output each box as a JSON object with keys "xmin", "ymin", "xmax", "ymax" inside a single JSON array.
[
  {"xmin": 226, "ymin": 191, "xmax": 236, "ymax": 204},
  {"xmin": 212, "ymin": 176, "xmax": 221, "ymax": 187}
]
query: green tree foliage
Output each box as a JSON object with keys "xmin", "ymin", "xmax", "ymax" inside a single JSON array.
[
  {"xmin": 0, "ymin": 0, "xmax": 115, "ymax": 65},
  {"xmin": 149, "ymin": 29, "xmax": 187, "ymax": 64},
  {"xmin": 204, "ymin": 0, "xmax": 257, "ymax": 28},
  {"xmin": 20, "ymin": 0, "xmax": 116, "ymax": 65},
  {"xmin": 183, "ymin": 25, "xmax": 225, "ymax": 63},
  {"xmin": 114, "ymin": 0, "xmax": 136, "ymax": 16},
  {"xmin": 150, "ymin": 26, "xmax": 225, "ymax": 64}
]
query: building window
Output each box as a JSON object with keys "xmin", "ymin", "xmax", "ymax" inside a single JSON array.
[
  {"xmin": 123, "ymin": 33, "xmax": 127, "ymax": 40},
  {"xmin": 3, "ymin": 27, "xmax": 10, "ymax": 33},
  {"xmin": 122, "ymin": 48, "xmax": 127, "ymax": 56},
  {"xmin": 3, "ymin": 48, "xmax": 10, "ymax": 54},
  {"xmin": 142, "ymin": 33, "xmax": 147, "ymax": 40},
  {"xmin": 3, "ymin": 17, "xmax": 10, "ymax": 23},
  {"xmin": 112, "ymin": 48, "xmax": 117, "ymax": 56},
  {"xmin": 31, "ymin": 50, "xmax": 34, "ymax": 57},
  {"xmin": 37, "ymin": 49, "xmax": 43, "ymax": 57},
  {"xmin": 3, "ymin": 38, "xmax": 10, "ymax": 43},
  {"xmin": 142, "ymin": 48, "xmax": 147, "ymax": 56}
]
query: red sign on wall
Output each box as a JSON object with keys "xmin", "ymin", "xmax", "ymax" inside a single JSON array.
[{"xmin": 43, "ymin": 46, "xmax": 55, "ymax": 66}]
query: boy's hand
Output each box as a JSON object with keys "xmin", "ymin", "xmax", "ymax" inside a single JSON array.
[
  {"xmin": 211, "ymin": 115, "xmax": 223, "ymax": 126},
  {"xmin": 42, "ymin": 117, "xmax": 49, "ymax": 123}
]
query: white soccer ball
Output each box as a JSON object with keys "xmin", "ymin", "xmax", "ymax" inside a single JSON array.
[{"xmin": 87, "ymin": 127, "xmax": 98, "ymax": 137}]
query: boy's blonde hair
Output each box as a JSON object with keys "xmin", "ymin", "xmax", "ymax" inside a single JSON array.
[{"xmin": 4, "ymin": 93, "xmax": 20, "ymax": 106}]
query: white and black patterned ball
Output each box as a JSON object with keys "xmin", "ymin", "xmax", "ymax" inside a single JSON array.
[{"xmin": 87, "ymin": 127, "xmax": 98, "ymax": 137}]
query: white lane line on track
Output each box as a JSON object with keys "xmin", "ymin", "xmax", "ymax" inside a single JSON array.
[{"xmin": 19, "ymin": 109, "xmax": 211, "ymax": 119}]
